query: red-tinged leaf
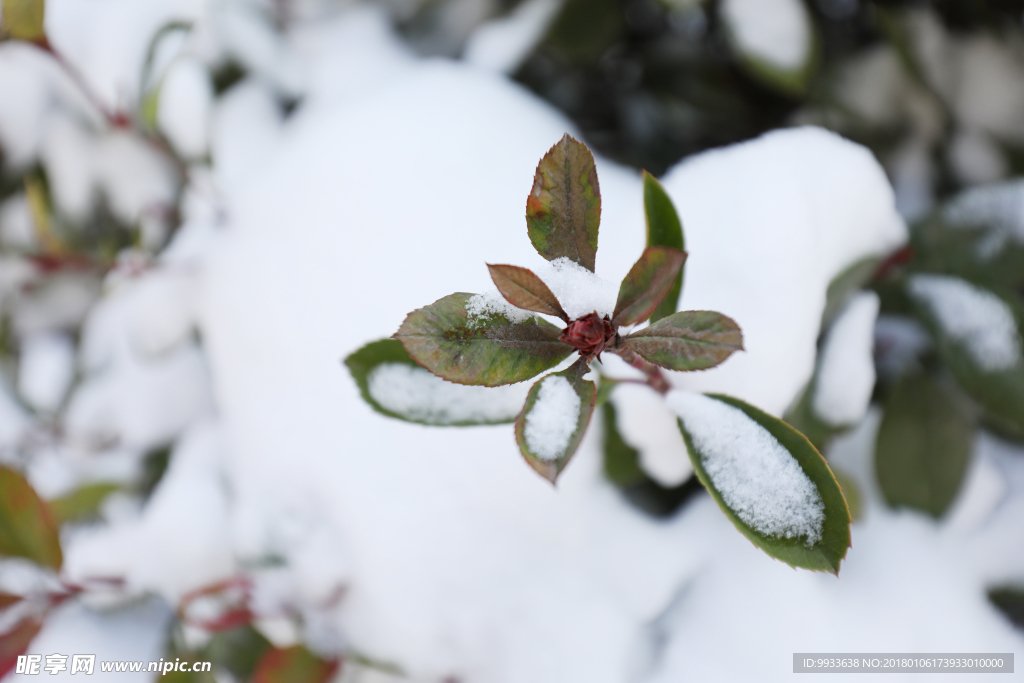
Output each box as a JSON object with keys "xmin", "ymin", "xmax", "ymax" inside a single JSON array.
[
  {"xmin": 643, "ymin": 171, "xmax": 686, "ymax": 322},
  {"xmin": 487, "ymin": 263, "xmax": 568, "ymax": 321},
  {"xmin": 252, "ymin": 646, "xmax": 340, "ymax": 683},
  {"xmin": 514, "ymin": 359, "xmax": 596, "ymax": 483},
  {"xmin": 623, "ymin": 310, "xmax": 743, "ymax": 371},
  {"xmin": 0, "ymin": 466, "xmax": 62, "ymax": 570},
  {"xmin": 612, "ymin": 246, "xmax": 687, "ymax": 327},
  {"xmin": 394, "ymin": 293, "xmax": 572, "ymax": 386},
  {"xmin": 526, "ymin": 134, "xmax": 601, "ymax": 272},
  {"xmin": 0, "ymin": 592, "xmax": 21, "ymax": 610},
  {"xmin": 0, "ymin": 616, "xmax": 43, "ymax": 679}
]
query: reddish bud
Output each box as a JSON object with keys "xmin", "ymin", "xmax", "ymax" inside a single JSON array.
[{"xmin": 559, "ymin": 313, "xmax": 616, "ymax": 360}]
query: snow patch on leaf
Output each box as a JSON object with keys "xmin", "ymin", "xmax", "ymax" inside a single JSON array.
[
  {"xmin": 534, "ymin": 257, "xmax": 617, "ymax": 321},
  {"xmin": 367, "ymin": 363, "xmax": 528, "ymax": 424},
  {"xmin": 909, "ymin": 274, "xmax": 1021, "ymax": 372},
  {"xmin": 943, "ymin": 179, "xmax": 1024, "ymax": 258},
  {"xmin": 668, "ymin": 391, "xmax": 825, "ymax": 545},
  {"xmin": 465, "ymin": 290, "xmax": 537, "ymax": 327},
  {"xmin": 524, "ymin": 375, "xmax": 580, "ymax": 461}
]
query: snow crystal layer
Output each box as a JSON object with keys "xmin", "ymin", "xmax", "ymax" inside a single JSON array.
[
  {"xmin": 813, "ymin": 292, "xmax": 880, "ymax": 426},
  {"xmin": 721, "ymin": 0, "xmax": 811, "ymax": 71},
  {"xmin": 535, "ymin": 257, "xmax": 617, "ymax": 320},
  {"xmin": 909, "ymin": 274, "xmax": 1021, "ymax": 372},
  {"xmin": 667, "ymin": 391, "xmax": 824, "ymax": 545},
  {"xmin": 466, "ymin": 290, "xmax": 536, "ymax": 326},
  {"xmin": 944, "ymin": 179, "xmax": 1024, "ymax": 258},
  {"xmin": 367, "ymin": 363, "xmax": 527, "ymax": 424},
  {"xmin": 524, "ymin": 375, "xmax": 580, "ymax": 461}
]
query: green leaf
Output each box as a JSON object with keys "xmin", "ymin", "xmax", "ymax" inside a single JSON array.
[
  {"xmin": 601, "ymin": 402, "xmax": 700, "ymax": 518},
  {"xmin": 623, "ymin": 311, "xmax": 743, "ymax": 371},
  {"xmin": 0, "ymin": 616, "xmax": 43, "ymax": 679},
  {"xmin": 515, "ymin": 359, "xmax": 596, "ymax": 483},
  {"xmin": 907, "ymin": 276, "xmax": 1024, "ymax": 438},
  {"xmin": 611, "ymin": 246, "xmax": 687, "ymax": 327},
  {"xmin": 203, "ymin": 625, "xmax": 272, "ymax": 681},
  {"xmin": 394, "ymin": 293, "xmax": 572, "ymax": 387},
  {"xmin": 875, "ymin": 371, "xmax": 974, "ymax": 518},
  {"xmin": 674, "ymin": 393, "xmax": 851, "ymax": 574},
  {"xmin": 831, "ymin": 469, "xmax": 863, "ymax": 522},
  {"xmin": 526, "ymin": 133, "xmax": 601, "ymax": 272},
  {"xmin": 1, "ymin": 0, "xmax": 45, "ymax": 42},
  {"xmin": 487, "ymin": 263, "xmax": 568, "ymax": 321},
  {"xmin": 0, "ymin": 466, "xmax": 61, "ymax": 570},
  {"xmin": 344, "ymin": 338, "xmax": 524, "ymax": 426},
  {"xmin": 48, "ymin": 482, "xmax": 121, "ymax": 525},
  {"xmin": 252, "ymin": 646, "xmax": 339, "ymax": 683},
  {"xmin": 643, "ymin": 172, "xmax": 685, "ymax": 323},
  {"xmin": 988, "ymin": 585, "xmax": 1024, "ymax": 631}
]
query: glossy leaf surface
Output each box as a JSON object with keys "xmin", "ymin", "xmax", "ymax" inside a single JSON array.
[
  {"xmin": 875, "ymin": 372, "xmax": 973, "ymax": 518},
  {"xmin": 487, "ymin": 263, "xmax": 568, "ymax": 321},
  {"xmin": 611, "ymin": 246, "xmax": 686, "ymax": 327},
  {"xmin": 394, "ymin": 293, "xmax": 572, "ymax": 387},
  {"xmin": 526, "ymin": 134, "xmax": 601, "ymax": 272},
  {"xmin": 623, "ymin": 310, "xmax": 742, "ymax": 371},
  {"xmin": 643, "ymin": 172, "xmax": 685, "ymax": 323}
]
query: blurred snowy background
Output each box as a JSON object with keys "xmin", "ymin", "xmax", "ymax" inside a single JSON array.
[{"xmin": 0, "ymin": 0, "xmax": 1023, "ymax": 681}]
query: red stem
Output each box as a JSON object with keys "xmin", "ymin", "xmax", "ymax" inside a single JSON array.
[{"xmin": 611, "ymin": 345, "xmax": 671, "ymax": 395}]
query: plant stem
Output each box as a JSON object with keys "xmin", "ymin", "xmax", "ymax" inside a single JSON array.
[{"xmin": 612, "ymin": 345, "xmax": 671, "ymax": 395}]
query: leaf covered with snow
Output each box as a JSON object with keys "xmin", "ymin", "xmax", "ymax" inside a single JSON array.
[
  {"xmin": 515, "ymin": 360, "xmax": 596, "ymax": 483},
  {"xmin": 622, "ymin": 310, "xmax": 743, "ymax": 371},
  {"xmin": 345, "ymin": 338, "xmax": 528, "ymax": 425},
  {"xmin": 0, "ymin": 466, "xmax": 62, "ymax": 570},
  {"xmin": 875, "ymin": 371, "xmax": 974, "ymax": 518},
  {"xmin": 394, "ymin": 293, "xmax": 572, "ymax": 387},
  {"xmin": 525, "ymin": 133, "xmax": 601, "ymax": 272},
  {"xmin": 487, "ymin": 263, "xmax": 568, "ymax": 321},
  {"xmin": 611, "ymin": 246, "xmax": 686, "ymax": 327},
  {"xmin": 642, "ymin": 171, "xmax": 685, "ymax": 323},
  {"xmin": 908, "ymin": 274, "xmax": 1024, "ymax": 436},
  {"xmin": 669, "ymin": 392, "xmax": 851, "ymax": 574}
]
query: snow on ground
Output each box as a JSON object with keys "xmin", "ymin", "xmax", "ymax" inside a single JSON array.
[
  {"xmin": 655, "ymin": 126, "xmax": 906, "ymax": 415},
  {"xmin": 1, "ymin": 2, "xmax": 1021, "ymax": 681},
  {"xmin": 193, "ymin": 15, "xmax": 1021, "ymax": 679},
  {"xmin": 813, "ymin": 292, "xmax": 880, "ymax": 426}
]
